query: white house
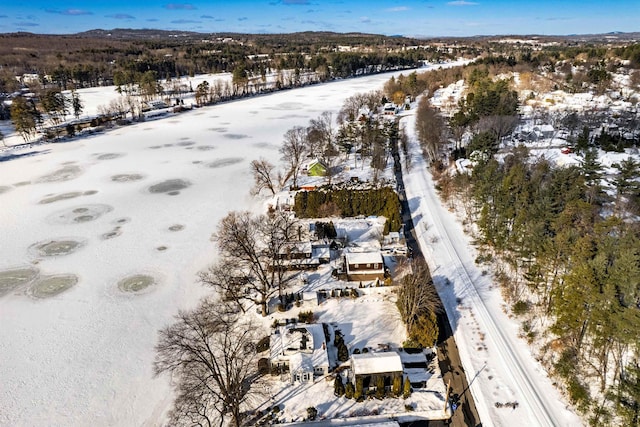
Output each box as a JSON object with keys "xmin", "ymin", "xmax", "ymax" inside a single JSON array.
[
  {"xmin": 270, "ymin": 323, "xmax": 330, "ymax": 383},
  {"xmin": 350, "ymin": 351, "xmax": 404, "ymax": 389}
]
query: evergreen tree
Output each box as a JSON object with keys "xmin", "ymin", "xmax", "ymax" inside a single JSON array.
[
  {"xmin": 617, "ymin": 361, "xmax": 640, "ymax": 426},
  {"xmin": 345, "ymin": 381, "xmax": 355, "ymax": 399},
  {"xmin": 392, "ymin": 376, "xmax": 402, "ymax": 397},
  {"xmin": 334, "ymin": 376, "xmax": 345, "ymax": 397},
  {"xmin": 375, "ymin": 376, "xmax": 386, "ymax": 399},
  {"xmin": 403, "ymin": 377, "xmax": 411, "ymax": 398},
  {"xmin": 10, "ymin": 96, "xmax": 39, "ymax": 142},
  {"xmin": 354, "ymin": 377, "xmax": 364, "ymax": 400}
]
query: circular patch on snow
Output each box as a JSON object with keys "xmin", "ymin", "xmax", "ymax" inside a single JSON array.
[
  {"xmin": 111, "ymin": 173, "xmax": 145, "ymax": 183},
  {"xmin": 0, "ymin": 267, "xmax": 39, "ymax": 297},
  {"xmin": 96, "ymin": 153, "xmax": 124, "ymax": 160},
  {"xmin": 222, "ymin": 133, "xmax": 249, "ymax": 140},
  {"xmin": 29, "ymin": 274, "xmax": 78, "ymax": 298},
  {"xmin": 117, "ymin": 274, "xmax": 156, "ymax": 293},
  {"xmin": 30, "ymin": 239, "xmax": 85, "ymax": 257},
  {"xmin": 101, "ymin": 229, "xmax": 122, "ymax": 240},
  {"xmin": 206, "ymin": 158, "xmax": 244, "ymax": 168},
  {"xmin": 273, "ymin": 101, "xmax": 308, "ymax": 110},
  {"xmin": 39, "ymin": 192, "xmax": 83, "ymax": 204},
  {"xmin": 47, "ymin": 204, "xmax": 113, "ymax": 225},
  {"xmin": 147, "ymin": 179, "xmax": 191, "ymax": 194},
  {"xmin": 37, "ymin": 165, "xmax": 83, "ymax": 183}
]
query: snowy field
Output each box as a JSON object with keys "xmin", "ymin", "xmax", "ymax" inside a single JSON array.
[{"xmin": 0, "ymin": 67, "xmax": 460, "ymax": 426}]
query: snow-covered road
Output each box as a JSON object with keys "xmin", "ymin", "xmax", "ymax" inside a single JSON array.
[{"xmin": 399, "ymin": 108, "xmax": 583, "ymax": 427}]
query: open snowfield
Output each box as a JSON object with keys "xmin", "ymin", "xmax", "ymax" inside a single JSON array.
[
  {"xmin": 398, "ymin": 105, "xmax": 584, "ymax": 427},
  {"xmin": 0, "ymin": 66, "xmax": 464, "ymax": 426}
]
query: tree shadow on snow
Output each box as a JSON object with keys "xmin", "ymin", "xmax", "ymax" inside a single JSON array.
[{"xmin": 0, "ymin": 148, "xmax": 51, "ymax": 163}]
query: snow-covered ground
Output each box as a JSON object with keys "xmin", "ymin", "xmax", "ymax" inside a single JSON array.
[
  {"xmin": 398, "ymin": 106, "xmax": 584, "ymax": 427},
  {"xmin": 0, "ymin": 64, "xmax": 471, "ymax": 426}
]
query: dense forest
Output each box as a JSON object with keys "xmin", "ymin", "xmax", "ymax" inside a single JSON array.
[{"xmin": 0, "ymin": 30, "xmax": 458, "ymax": 91}]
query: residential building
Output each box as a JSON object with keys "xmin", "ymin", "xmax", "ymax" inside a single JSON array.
[
  {"xmin": 344, "ymin": 251, "xmax": 385, "ymax": 281},
  {"xmin": 270, "ymin": 323, "xmax": 330, "ymax": 383}
]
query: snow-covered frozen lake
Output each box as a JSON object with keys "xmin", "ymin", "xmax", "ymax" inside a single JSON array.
[{"xmin": 0, "ymin": 69, "xmax": 429, "ymax": 426}]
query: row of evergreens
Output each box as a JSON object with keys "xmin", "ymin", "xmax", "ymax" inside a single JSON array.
[{"xmin": 294, "ymin": 187, "xmax": 402, "ymax": 234}]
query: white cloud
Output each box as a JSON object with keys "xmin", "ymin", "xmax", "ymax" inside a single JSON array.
[
  {"xmin": 385, "ymin": 6, "xmax": 409, "ymax": 12},
  {"xmin": 448, "ymin": 1, "xmax": 478, "ymax": 5}
]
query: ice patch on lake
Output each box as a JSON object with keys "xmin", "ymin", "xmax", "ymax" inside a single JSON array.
[
  {"xmin": 36, "ymin": 165, "xmax": 83, "ymax": 183},
  {"xmin": 29, "ymin": 238, "xmax": 86, "ymax": 257},
  {"xmin": 38, "ymin": 191, "xmax": 97, "ymax": 204},
  {"xmin": 222, "ymin": 133, "xmax": 250, "ymax": 140},
  {"xmin": 148, "ymin": 179, "xmax": 191, "ymax": 194},
  {"xmin": 206, "ymin": 158, "xmax": 244, "ymax": 168},
  {"xmin": 0, "ymin": 267, "xmax": 39, "ymax": 297},
  {"xmin": 117, "ymin": 274, "xmax": 156, "ymax": 293},
  {"xmin": 95, "ymin": 153, "xmax": 125, "ymax": 160},
  {"xmin": 29, "ymin": 274, "xmax": 78, "ymax": 299},
  {"xmin": 47, "ymin": 204, "xmax": 114, "ymax": 225},
  {"xmin": 111, "ymin": 173, "xmax": 145, "ymax": 183}
]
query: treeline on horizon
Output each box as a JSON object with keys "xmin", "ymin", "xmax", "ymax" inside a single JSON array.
[{"xmin": 0, "ymin": 31, "xmax": 460, "ymax": 91}]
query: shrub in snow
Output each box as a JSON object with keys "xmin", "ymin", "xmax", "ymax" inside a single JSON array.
[
  {"xmin": 257, "ymin": 336, "xmax": 270, "ymax": 352},
  {"xmin": 298, "ymin": 310, "xmax": 315, "ymax": 323},
  {"xmin": 512, "ymin": 300, "xmax": 530, "ymax": 315},
  {"xmin": 306, "ymin": 407, "xmax": 318, "ymax": 421}
]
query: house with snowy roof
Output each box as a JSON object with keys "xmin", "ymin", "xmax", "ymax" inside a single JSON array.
[
  {"xmin": 350, "ymin": 351, "xmax": 403, "ymax": 390},
  {"xmin": 305, "ymin": 159, "xmax": 328, "ymax": 177},
  {"xmin": 344, "ymin": 251, "xmax": 386, "ymax": 281},
  {"xmin": 269, "ymin": 323, "xmax": 330, "ymax": 383},
  {"xmin": 275, "ymin": 241, "xmax": 319, "ymax": 270}
]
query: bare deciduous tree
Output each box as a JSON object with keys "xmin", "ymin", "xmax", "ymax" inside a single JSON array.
[
  {"xmin": 250, "ymin": 158, "xmax": 278, "ymax": 196},
  {"xmin": 154, "ymin": 299, "xmax": 265, "ymax": 427},
  {"xmin": 415, "ymin": 97, "xmax": 446, "ymax": 163},
  {"xmin": 476, "ymin": 115, "xmax": 519, "ymax": 145},
  {"xmin": 202, "ymin": 210, "xmax": 298, "ymax": 316},
  {"xmin": 280, "ymin": 126, "xmax": 308, "ymax": 189}
]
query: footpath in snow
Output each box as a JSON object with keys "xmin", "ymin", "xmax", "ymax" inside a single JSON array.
[{"xmin": 398, "ymin": 106, "xmax": 583, "ymax": 427}]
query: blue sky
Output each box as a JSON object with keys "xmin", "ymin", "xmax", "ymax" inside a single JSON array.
[{"xmin": 0, "ymin": 1, "xmax": 638, "ymax": 37}]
